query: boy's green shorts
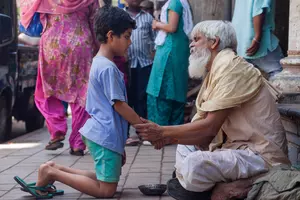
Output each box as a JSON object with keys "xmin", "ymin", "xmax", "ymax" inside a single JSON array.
[{"xmin": 82, "ymin": 136, "xmax": 122, "ymax": 183}]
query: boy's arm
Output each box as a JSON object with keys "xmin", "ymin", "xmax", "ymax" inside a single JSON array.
[{"xmin": 114, "ymin": 100, "xmax": 143, "ymax": 125}]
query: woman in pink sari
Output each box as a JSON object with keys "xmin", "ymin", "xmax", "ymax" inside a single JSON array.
[{"xmin": 20, "ymin": 0, "xmax": 99, "ymax": 156}]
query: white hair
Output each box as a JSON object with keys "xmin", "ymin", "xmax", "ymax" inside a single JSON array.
[{"xmin": 191, "ymin": 20, "xmax": 237, "ymax": 51}]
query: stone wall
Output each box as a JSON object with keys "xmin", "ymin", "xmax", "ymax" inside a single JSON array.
[
  {"xmin": 281, "ymin": 116, "xmax": 300, "ymax": 165},
  {"xmin": 278, "ymin": 104, "xmax": 300, "ymax": 166}
]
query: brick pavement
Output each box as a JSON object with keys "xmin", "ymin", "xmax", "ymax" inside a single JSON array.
[{"xmin": 0, "ymin": 123, "xmax": 176, "ymax": 200}]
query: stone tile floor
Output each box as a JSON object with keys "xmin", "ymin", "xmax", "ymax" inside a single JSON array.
[{"xmin": 0, "ymin": 123, "xmax": 176, "ymax": 200}]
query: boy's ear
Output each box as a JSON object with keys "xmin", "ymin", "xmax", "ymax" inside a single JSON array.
[{"xmin": 106, "ymin": 30, "xmax": 114, "ymax": 42}]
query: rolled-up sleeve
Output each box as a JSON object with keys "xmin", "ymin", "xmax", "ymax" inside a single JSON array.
[
  {"xmin": 253, "ymin": 0, "xmax": 272, "ymax": 17},
  {"xmin": 98, "ymin": 67, "xmax": 126, "ymax": 106}
]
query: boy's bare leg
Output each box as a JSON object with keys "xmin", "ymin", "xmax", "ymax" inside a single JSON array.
[
  {"xmin": 36, "ymin": 164, "xmax": 117, "ymax": 198},
  {"xmin": 45, "ymin": 161, "xmax": 97, "ymax": 180}
]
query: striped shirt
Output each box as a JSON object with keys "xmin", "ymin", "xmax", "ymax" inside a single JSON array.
[{"xmin": 126, "ymin": 8, "xmax": 156, "ymax": 68}]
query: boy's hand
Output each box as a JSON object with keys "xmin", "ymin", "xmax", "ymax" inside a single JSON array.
[{"xmin": 122, "ymin": 151, "xmax": 126, "ymax": 167}]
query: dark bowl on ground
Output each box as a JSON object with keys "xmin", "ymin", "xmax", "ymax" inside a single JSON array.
[{"xmin": 138, "ymin": 184, "xmax": 167, "ymax": 196}]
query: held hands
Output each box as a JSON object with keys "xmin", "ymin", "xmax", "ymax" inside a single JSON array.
[
  {"xmin": 134, "ymin": 118, "xmax": 163, "ymax": 141},
  {"xmin": 134, "ymin": 118, "xmax": 165, "ymax": 149}
]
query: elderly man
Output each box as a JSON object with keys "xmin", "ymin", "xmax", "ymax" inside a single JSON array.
[{"xmin": 134, "ymin": 20, "xmax": 290, "ymax": 200}]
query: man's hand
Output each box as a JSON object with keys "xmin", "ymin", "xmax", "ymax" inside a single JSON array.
[
  {"xmin": 134, "ymin": 118, "xmax": 163, "ymax": 142},
  {"xmin": 246, "ymin": 39, "xmax": 260, "ymax": 56},
  {"xmin": 151, "ymin": 139, "xmax": 165, "ymax": 150}
]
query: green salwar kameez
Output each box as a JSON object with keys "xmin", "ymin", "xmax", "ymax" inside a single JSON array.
[{"xmin": 146, "ymin": 0, "xmax": 190, "ymax": 125}]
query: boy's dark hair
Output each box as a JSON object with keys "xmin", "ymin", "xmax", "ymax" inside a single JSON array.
[{"xmin": 94, "ymin": 6, "xmax": 136, "ymax": 43}]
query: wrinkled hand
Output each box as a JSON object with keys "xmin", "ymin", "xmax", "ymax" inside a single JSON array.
[
  {"xmin": 134, "ymin": 118, "xmax": 163, "ymax": 142},
  {"xmin": 246, "ymin": 39, "xmax": 260, "ymax": 56},
  {"xmin": 152, "ymin": 20, "xmax": 158, "ymax": 30},
  {"xmin": 151, "ymin": 139, "xmax": 165, "ymax": 150}
]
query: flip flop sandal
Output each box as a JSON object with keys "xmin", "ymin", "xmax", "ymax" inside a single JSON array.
[
  {"xmin": 45, "ymin": 141, "xmax": 64, "ymax": 150},
  {"xmin": 167, "ymin": 178, "xmax": 211, "ymax": 200},
  {"xmin": 126, "ymin": 138, "xmax": 140, "ymax": 146},
  {"xmin": 14, "ymin": 176, "xmax": 53, "ymax": 199},
  {"xmin": 69, "ymin": 149, "xmax": 84, "ymax": 156},
  {"xmin": 20, "ymin": 182, "xmax": 64, "ymax": 196}
]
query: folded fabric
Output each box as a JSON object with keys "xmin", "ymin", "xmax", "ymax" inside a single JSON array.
[
  {"xmin": 247, "ymin": 166, "xmax": 300, "ymax": 200},
  {"xmin": 19, "ymin": 13, "xmax": 43, "ymax": 37}
]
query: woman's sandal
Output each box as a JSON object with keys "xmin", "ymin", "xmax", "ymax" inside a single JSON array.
[
  {"xmin": 20, "ymin": 182, "xmax": 64, "ymax": 196},
  {"xmin": 14, "ymin": 176, "xmax": 53, "ymax": 199},
  {"xmin": 45, "ymin": 137, "xmax": 65, "ymax": 150},
  {"xmin": 125, "ymin": 137, "xmax": 140, "ymax": 146},
  {"xmin": 69, "ymin": 148, "xmax": 84, "ymax": 156}
]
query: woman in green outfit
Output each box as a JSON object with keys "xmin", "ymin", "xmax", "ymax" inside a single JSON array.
[{"xmin": 146, "ymin": 0, "xmax": 193, "ymax": 125}]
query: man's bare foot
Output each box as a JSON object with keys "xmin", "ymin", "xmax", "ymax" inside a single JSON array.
[{"xmin": 211, "ymin": 179, "xmax": 252, "ymax": 200}]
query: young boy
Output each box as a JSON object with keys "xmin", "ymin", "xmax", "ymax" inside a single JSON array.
[
  {"xmin": 14, "ymin": 6, "xmax": 141, "ymax": 199},
  {"xmin": 125, "ymin": 0, "xmax": 156, "ymax": 146}
]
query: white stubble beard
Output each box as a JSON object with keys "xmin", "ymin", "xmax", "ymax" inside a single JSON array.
[{"xmin": 188, "ymin": 47, "xmax": 211, "ymax": 79}]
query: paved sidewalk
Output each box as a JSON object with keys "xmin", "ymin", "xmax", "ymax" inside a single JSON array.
[{"xmin": 0, "ymin": 122, "xmax": 176, "ymax": 200}]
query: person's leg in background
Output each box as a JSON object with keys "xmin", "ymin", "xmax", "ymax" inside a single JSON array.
[
  {"xmin": 169, "ymin": 100, "xmax": 185, "ymax": 125},
  {"xmin": 62, "ymin": 101, "xmax": 69, "ymax": 117},
  {"xmin": 126, "ymin": 67, "xmax": 141, "ymax": 146},
  {"xmin": 68, "ymin": 103, "xmax": 89, "ymax": 156},
  {"xmin": 147, "ymin": 94, "xmax": 173, "ymax": 126},
  {"xmin": 35, "ymin": 96, "xmax": 67, "ymax": 150},
  {"xmin": 34, "ymin": 66, "xmax": 67, "ymax": 150},
  {"xmin": 135, "ymin": 64, "xmax": 152, "ymax": 119},
  {"xmin": 135, "ymin": 65, "xmax": 152, "ymax": 145}
]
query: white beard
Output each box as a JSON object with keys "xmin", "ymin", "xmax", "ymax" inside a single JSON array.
[{"xmin": 188, "ymin": 47, "xmax": 211, "ymax": 79}]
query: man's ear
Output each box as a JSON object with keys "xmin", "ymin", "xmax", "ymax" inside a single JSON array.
[
  {"xmin": 211, "ymin": 37, "xmax": 220, "ymax": 50},
  {"xmin": 106, "ymin": 30, "xmax": 114, "ymax": 42}
]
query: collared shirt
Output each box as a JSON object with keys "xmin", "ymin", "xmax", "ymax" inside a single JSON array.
[
  {"xmin": 79, "ymin": 56, "xmax": 128, "ymax": 155},
  {"xmin": 232, "ymin": 0, "xmax": 279, "ymax": 59},
  {"xmin": 125, "ymin": 8, "xmax": 156, "ymax": 68}
]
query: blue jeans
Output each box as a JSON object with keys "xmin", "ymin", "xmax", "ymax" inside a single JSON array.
[{"xmin": 246, "ymin": 46, "xmax": 284, "ymax": 78}]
